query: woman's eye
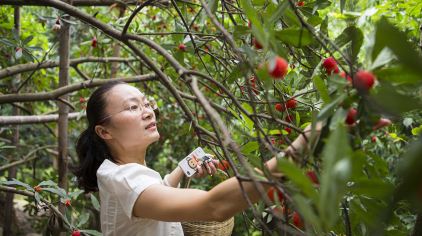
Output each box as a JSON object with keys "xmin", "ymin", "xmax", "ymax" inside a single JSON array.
[{"xmin": 129, "ymin": 105, "xmax": 138, "ymax": 111}]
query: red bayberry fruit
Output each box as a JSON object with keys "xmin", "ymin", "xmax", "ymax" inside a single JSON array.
[
  {"xmin": 248, "ymin": 20, "xmax": 251, "ymax": 28},
  {"xmin": 306, "ymin": 170, "xmax": 319, "ymax": 185},
  {"xmin": 284, "ymin": 127, "xmax": 292, "ymax": 134},
  {"xmin": 293, "ymin": 211, "xmax": 304, "ymax": 228},
  {"xmin": 354, "ymin": 70, "xmax": 376, "ymax": 91},
  {"xmin": 33, "ymin": 185, "xmax": 42, "ymax": 192},
  {"xmin": 72, "ymin": 230, "xmax": 81, "ymax": 236},
  {"xmin": 322, "ymin": 57, "xmax": 339, "ymax": 75},
  {"xmin": 267, "ymin": 56, "xmax": 289, "ymax": 79},
  {"xmin": 285, "ymin": 99, "xmax": 297, "ymax": 109},
  {"xmin": 79, "ymin": 97, "xmax": 86, "ymax": 103},
  {"xmin": 267, "ymin": 186, "xmax": 284, "ymax": 202},
  {"xmin": 275, "ymin": 103, "xmax": 284, "ymax": 112},
  {"xmin": 178, "ymin": 43, "xmax": 186, "ymax": 51},
  {"xmin": 65, "ymin": 199, "xmax": 71, "ymax": 207},
  {"xmin": 91, "ymin": 36, "xmax": 97, "ymax": 48},
  {"xmin": 217, "ymin": 160, "xmax": 230, "ymax": 171},
  {"xmin": 372, "ymin": 118, "xmax": 392, "ymax": 131},
  {"xmin": 345, "ymin": 108, "xmax": 357, "ymax": 125},
  {"xmin": 296, "ymin": 1, "xmax": 305, "ymax": 7},
  {"xmin": 371, "ymin": 136, "xmax": 377, "ymax": 143},
  {"xmin": 270, "ymin": 137, "xmax": 276, "ymax": 145}
]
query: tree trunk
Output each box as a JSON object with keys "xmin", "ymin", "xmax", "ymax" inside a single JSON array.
[
  {"xmin": 4, "ymin": 7, "xmax": 21, "ymax": 236},
  {"xmin": 57, "ymin": 1, "xmax": 72, "ymax": 234}
]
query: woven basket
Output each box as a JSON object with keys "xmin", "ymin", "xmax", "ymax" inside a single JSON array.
[{"xmin": 181, "ymin": 217, "xmax": 234, "ymax": 236}]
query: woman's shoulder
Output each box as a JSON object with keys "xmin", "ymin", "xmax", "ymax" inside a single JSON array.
[{"xmin": 96, "ymin": 159, "xmax": 162, "ymax": 181}]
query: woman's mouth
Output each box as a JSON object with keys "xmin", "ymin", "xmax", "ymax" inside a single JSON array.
[{"xmin": 145, "ymin": 122, "xmax": 157, "ymax": 130}]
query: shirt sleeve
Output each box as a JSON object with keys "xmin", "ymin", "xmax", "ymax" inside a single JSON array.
[
  {"xmin": 109, "ymin": 164, "xmax": 162, "ymax": 220},
  {"xmin": 163, "ymin": 174, "xmax": 181, "ymax": 188}
]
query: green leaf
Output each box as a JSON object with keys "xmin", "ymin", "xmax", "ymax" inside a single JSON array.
[
  {"xmin": 276, "ymin": 159, "xmax": 318, "ymax": 200},
  {"xmin": 43, "ymin": 187, "xmax": 67, "ymax": 198},
  {"xmin": 22, "ymin": 35, "xmax": 34, "ymax": 45},
  {"xmin": 275, "ymin": 28, "xmax": 313, "ymax": 47},
  {"xmin": 241, "ymin": 141, "xmax": 259, "ymax": 154},
  {"xmin": 349, "ymin": 179, "xmax": 393, "ymax": 198},
  {"xmin": 268, "ymin": 1, "xmax": 289, "ymax": 25},
  {"xmin": 317, "ymin": 93, "xmax": 347, "ymax": 121},
  {"xmin": 411, "ymin": 125, "xmax": 422, "ymax": 136},
  {"xmin": 2, "ymin": 178, "xmax": 32, "ymax": 191},
  {"xmin": 0, "ymin": 38, "xmax": 16, "ymax": 47},
  {"xmin": 373, "ymin": 17, "xmax": 422, "ymax": 75},
  {"xmin": 375, "ymin": 66, "xmax": 421, "ymax": 85},
  {"xmin": 79, "ymin": 229, "xmax": 102, "ymax": 236},
  {"xmin": 90, "ymin": 193, "xmax": 100, "ymax": 211},
  {"xmin": 333, "ymin": 26, "xmax": 363, "ymax": 62},
  {"xmin": 372, "ymin": 82, "xmax": 422, "ymax": 114},
  {"xmin": 38, "ymin": 180, "xmax": 57, "ymax": 187},
  {"xmin": 77, "ymin": 212, "xmax": 90, "ymax": 228},
  {"xmin": 313, "ymin": 76, "xmax": 331, "ymax": 104},
  {"xmin": 319, "ymin": 123, "xmax": 352, "ymax": 228}
]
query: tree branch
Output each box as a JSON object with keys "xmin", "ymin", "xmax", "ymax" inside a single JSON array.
[
  {"xmin": 0, "ymin": 74, "xmax": 157, "ymax": 104},
  {"xmin": 0, "ymin": 57, "xmax": 136, "ymax": 79},
  {"xmin": 0, "ymin": 112, "xmax": 83, "ymax": 125}
]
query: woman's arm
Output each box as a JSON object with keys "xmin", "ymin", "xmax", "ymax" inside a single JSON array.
[{"xmin": 133, "ymin": 122, "xmax": 322, "ymax": 222}]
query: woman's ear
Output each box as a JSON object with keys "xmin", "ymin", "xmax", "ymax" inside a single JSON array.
[{"xmin": 95, "ymin": 125, "xmax": 112, "ymax": 140}]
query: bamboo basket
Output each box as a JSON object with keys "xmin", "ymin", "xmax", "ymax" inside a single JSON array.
[
  {"xmin": 181, "ymin": 217, "xmax": 234, "ymax": 236},
  {"xmin": 181, "ymin": 178, "xmax": 234, "ymax": 236}
]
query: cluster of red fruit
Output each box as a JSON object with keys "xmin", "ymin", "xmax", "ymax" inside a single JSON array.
[{"xmin": 322, "ymin": 57, "xmax": 376, "ymax": 91}]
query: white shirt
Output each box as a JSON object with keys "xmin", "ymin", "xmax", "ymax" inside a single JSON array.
[{"xmin": 97, "ymin": 159, "xmax": 184, "ymax": 236}]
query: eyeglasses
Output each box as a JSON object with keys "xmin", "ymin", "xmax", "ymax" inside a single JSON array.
[{"xmin": 97, "ymin": 97, "xmax": 158, "ymax": 125}]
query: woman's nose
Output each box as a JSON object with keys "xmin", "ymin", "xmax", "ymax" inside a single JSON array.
[{"xmin": 142, "ymin": 107, "xmax": 154, "ymax": 120}]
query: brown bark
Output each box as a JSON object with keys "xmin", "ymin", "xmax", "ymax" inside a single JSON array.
[
  {"xmin": 57, "ymin": 2, "xmax": 72, "ymax": 233},
  {"xmin": 4, "ymin": 7, "xmax": 21, "ymax": 236},
  {"xmin": 0, "ymin": 57, "xmax": 136, "ymax": 79}
]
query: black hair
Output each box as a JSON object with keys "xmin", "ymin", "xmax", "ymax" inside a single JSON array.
[{"xmin": 73, "ymin": 81, "xmax": 125, "ymax": 193}]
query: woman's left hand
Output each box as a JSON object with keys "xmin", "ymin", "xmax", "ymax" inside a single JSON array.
[{"xmin": 193, "ymin": 157, "xmax": 219, "ymax": 178}]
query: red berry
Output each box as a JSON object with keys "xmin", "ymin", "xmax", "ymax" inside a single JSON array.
[
  {"xmin": 322, "ymin": 57, "xmax": 339, "ymax": 75},
  {"xmin": 267, "ymin": 56, "xmax": 289, "ymax": 79},
  {"xmin": 371, "ymin": 136, "xmax": 377, "ymax": 143},
  {"xmin": 33, "ymin": 185, "xmax": 42, "ymax": 192},
  {"xmin": 345, "ymin": 108, "xmax": 357, "ymax": 125},
  {"xmin": 293, "ymin": 211, "xmax": 304, "ymax": 228},
  {"xmin": 217, "ymin": 160, "xmax": 230, "ymax": 171},
  {"xmin": 252, "ymin": 38, "xmax": 263, "ymax": 49},
  {"xmin": 284, "ymin": 127, "xmax": 292, "ymax": 134},
  {"xmin": 372, "ymin": 118, "xmax": 392, "ymax": 131},
  {"xmin": 91, "ymin": 37, "xmax": 97, "ymax": 48},
  {"xmin": 65, "ymin": 199, "xmax": 71, "ymax": 207},
  {"xmin": 306, "ymin": 170, "xmax": 319, "ymax": 185},
  {"xmin": 267, "ymin": 186, "xmax": 284, "ymax": 202},
  {"xmin": 79, "ymin": 97, "xmax": 86, "ymax": 103},
  {"xmin": 248, "ymin": 20, "xmax": 252, "ymax": 28},
  {"xmin": 340, "ymin": 71, "xmax": 352, "ymax": 83},
  {"xmin": 72, "ymin": 230, "xmax": 81, "ymax": 236},
  {"xmin": 354, "ymin": 70, "xmax": 376, "ymax": 91},
  {"xmin": 275, "ymin": 103, "xmax": 284, "ymax": 112},
  {"xmin": 296, "ymin": 1, "xmax": 305, "ymax": 7},
  {"xmin": 285, "ymin": 99, "xmax": 297, "ymax": 109},
  {"xmin": 178, "ymin": 43, "xmax": 186, "ymax": 51}
]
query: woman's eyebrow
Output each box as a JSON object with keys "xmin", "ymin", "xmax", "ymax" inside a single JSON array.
[{"xmin": 122, "ymin": 95, "xmax": 146, "ymax": 103}]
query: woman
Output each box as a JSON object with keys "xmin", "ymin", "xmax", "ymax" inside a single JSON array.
[{"xmin": 74, "ymin": 81, "xmax": 319, "ymax": 235}]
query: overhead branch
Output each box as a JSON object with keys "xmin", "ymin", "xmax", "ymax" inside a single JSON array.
[
  {"xmin": 0, "ymin": 57, "xmax": 137, "ymax": 79},
  {"xmin": 0, "ymin": 112, "xmax": 83, "ymax": 125},
  {"xmin": 0, "ymin": 74, "xmax": 157, "ymax": 104}
]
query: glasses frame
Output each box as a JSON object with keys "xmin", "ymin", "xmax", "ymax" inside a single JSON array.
[{"xmin": 97, "ymin": 96, "xmax": 158, "ymax": 125}]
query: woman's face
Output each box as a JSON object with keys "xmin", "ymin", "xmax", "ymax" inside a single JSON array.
[{"xmin": 99, "ymin": 84, "xmax": 160, "ymax": 150}]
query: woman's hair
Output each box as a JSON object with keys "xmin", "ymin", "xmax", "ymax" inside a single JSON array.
[{"xmin": 73, "ymin": 81, "xmax": 125, "ymax": 193}]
